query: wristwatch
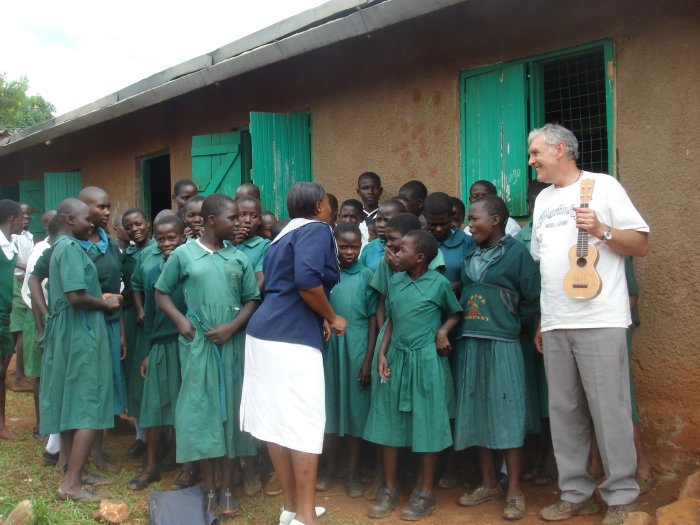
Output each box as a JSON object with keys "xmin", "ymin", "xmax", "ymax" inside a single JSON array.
[{"xmin": 602, "ymin": 226, "xmax": 613, "ymax": 242}]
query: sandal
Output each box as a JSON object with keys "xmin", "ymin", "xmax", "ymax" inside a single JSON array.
[
  {"xmin": 205, "ymin": 490, "xmax": 219, "ymax": 514},
  {"xmin": 171, "ymin": 468, "xmax": 196, "ymax": 490},
  {"xmin": 220, "ymin": 489, "xmax": 239, "ymax": 517},
  {"xmin": 57, "ymin": 485, "xmax": 101, "ymax": 502},
  {"xmin": 82, "ymin": 472, "xmax": 113, "ymax": 487},
  {"xmin": 127, "ymin": 470, "xmax": 161, "ymax": 491}
]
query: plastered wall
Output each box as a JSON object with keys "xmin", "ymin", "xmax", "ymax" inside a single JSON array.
[{"xmin": 0, "ymin": 0, "xmax": 698, "ymax": 464}]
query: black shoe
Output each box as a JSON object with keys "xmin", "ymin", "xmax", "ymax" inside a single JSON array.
[
  {"xmin": 126, "ymin": 439, "xmax": 147, "ymax": 459},
  {"xmin": 346, "ymin": 471, "xmax": 365, "ymax": 498},
  {"xmin": 368, "ymin": 486, "xmax": 400, "ymax": 518},
  {"xmin": 400, "ymin": 491, "xmax": 437, "ymax": 521},
  {"xmin": 128, "ymin": 470, "xmax": 161, "ymax": 491},
  {"xmin": 43, "ymin": 450, "xmax": 59, "ymax": 466}
]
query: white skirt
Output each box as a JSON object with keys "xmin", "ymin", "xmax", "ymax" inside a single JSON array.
[{"xmin": 240, "ymin": 335, "xmax": 325, "ymax": 454}]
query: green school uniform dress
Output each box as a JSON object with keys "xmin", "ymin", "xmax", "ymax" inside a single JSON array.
[
  {"xmin": 236, "ymin": 235, "xmax": 270, "ymax": 273},
  {"xmin": 39, "ymin": 235, "xmax": 114, "ymax": 434},
  {"xmin": 453, "ymin": 235, "xmax": 540, "ymax": 450},
  {"xmin": 367, "ymin": 254, "xmax": 453, "ymax": 416},
  {"xmin": 0, "ymin": 233, "xmax": 17, "ymax": 356},
  {"xmin": 363, "ymin": 269, "xmax": 462, "ymax": 452},
  {"xmin": 139, "ymin": 252, "xmax": 186, "ymax": 429},
  {"xmin": 79, "ymin": 227, "xmax": 127, "ymax": 415},
  {"xmin": 122, "ymin": 239, "xmax": 155, "ymax": 417},
  {"xmin": 324, "ymin": 261, "xmax": 378, "ymax": 437},
  {"xmin": 438, "ymin": 228, "xmax": 475, "ymax": 285},
  {"xmin": 360, "ymin": 238, "xmax": 386, "ymax": 273},
  {"xmin": 156, "ymin": 240, "xmax": 260, "ymax": 462}
]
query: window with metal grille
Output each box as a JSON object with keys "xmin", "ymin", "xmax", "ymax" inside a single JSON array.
[
  {"xmin": 542, "ymin": 50, "xmax": 608, "ymax": 173},
  {"xmin": 460, "ymin": 41, "xmax": 614, "ymax": 216}
]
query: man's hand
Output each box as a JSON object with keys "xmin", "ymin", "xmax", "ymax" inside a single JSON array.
[{"xmin": 573, "ymin": 207, "xmax": 605, "ymax": 240}]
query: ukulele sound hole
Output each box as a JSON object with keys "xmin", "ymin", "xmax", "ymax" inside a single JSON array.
[{"xmin": 576, "ymin": 257, "xmax": 587, "ymax": 268}]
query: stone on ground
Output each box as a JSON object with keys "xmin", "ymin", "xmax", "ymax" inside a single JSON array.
[
  {"xmin": 656, "ymin": 498, "xmax": 700, "ymax": 525},
  {"xmin": 94, "ymin": 499, "xmax": 130, "ymax": 523},
  {"xmin": 4, "ymin": 500, "xmax": 35, "ymax": 525}
]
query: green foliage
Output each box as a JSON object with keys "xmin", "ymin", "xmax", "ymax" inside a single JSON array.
[{"xmin": 0, "ymin": 73, "xmax": 55, "ymax": 133}]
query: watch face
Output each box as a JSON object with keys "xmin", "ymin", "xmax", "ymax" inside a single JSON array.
[{"xmin": 603, "ymin": 229, "xmax": 612, "ymax": 240}]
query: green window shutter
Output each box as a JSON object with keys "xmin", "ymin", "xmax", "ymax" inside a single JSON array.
[
  {"xmin": 249, "ymin": 111, "xmax": 312, "ymax": 218},
  {"xmin": 44, "ymin": 171, "xmax": 82, "ymax": 210},
  {"xmin": 191, "ymin": 132, "xmax": 242, "ymax": 197},
  {"xmin": 19, "ymin": 179, "xmax": 45, "ymax": 237},
  {"xmin": 462, "ymin": 63, "xmax": 528, "ymax": 216}
]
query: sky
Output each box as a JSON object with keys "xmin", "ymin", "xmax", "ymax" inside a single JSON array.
[{"xmin": 1, "ymin": 0, "xmax": 327, "ymax": 116}]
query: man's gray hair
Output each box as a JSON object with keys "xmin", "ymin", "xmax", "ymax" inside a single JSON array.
[{"xmin": 528, "ymin": 123, "xmax": 579, "ymax": 160}]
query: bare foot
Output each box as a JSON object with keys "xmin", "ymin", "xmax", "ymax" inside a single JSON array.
[{"xmin": 0, "ymin": 427, "xmax": 18, "ymax": 440}]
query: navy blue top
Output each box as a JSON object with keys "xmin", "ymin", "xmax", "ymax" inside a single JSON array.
[{"xmin": 246, "ymin": 222, "xmax": 339, "ymax": 351}]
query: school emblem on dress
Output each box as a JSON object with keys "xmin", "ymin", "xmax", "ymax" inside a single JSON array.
[{"xmin": 465, "ymin": 294, "xmax": 489, "ymax": 321}]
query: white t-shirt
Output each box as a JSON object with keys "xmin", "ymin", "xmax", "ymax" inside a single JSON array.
[
  {"xmin": 465, "ymin": 217, "xmax": 521, "ymax": 237},
  {"xmin": 531, "ymin": 172, "xmax": 649, "ymax": 331},
  {"xmin": 12, "ymin": 230, "xmax": 34, "ymax": 278},
  {"xmin": 21, "ymin": 239, "xmax": 50, "ymax": 309}
]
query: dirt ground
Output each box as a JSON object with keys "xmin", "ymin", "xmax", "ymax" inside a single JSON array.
[{"xmin": 1, "ymin": 363, "xmax": 695, "ymax": 525}]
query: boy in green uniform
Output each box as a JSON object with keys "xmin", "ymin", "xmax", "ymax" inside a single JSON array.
[
  {"xmin": 234, "ymin": 196, "xmax": 270, "ymax": 292},
  {"xmin": 40, "ymin": 198, "xmax": 121, "ymax": 501},
  {"xmin": 364, "ymin": 229, "xmax": 462, "ymax": 520},
  {"xmin": 171, "ymin": 179, "xmax": 198, "ymax": 210},
  {"xmin": 318, "ymin": 223, "xmax": 378, "ymax": 496},
  {"xmin": 0, "ymin": 199, "xmax": 24, "ymax": 440},
  {"xmin": 128, "ymin": 214, "xmax": 187, "ymax": 491},
  {"xmin": 359, "ymin": 198, "xmax": 405, "ymax": 273},
  {"xmin": 120, "ymin": 208, "xmax": 153, "ymax": 459},
  {"xmin": 155, "ymin": 193, "xmax": 260, "ymax": 515}
]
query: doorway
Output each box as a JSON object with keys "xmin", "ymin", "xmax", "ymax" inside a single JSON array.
[{"xmin": 141, "ymin": 153, "xmax": 171, "ymax": 223}]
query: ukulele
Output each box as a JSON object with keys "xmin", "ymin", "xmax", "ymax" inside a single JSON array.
[{"xmin": 563, "ymin": 179, "xmax": 602, "ymax": 299}]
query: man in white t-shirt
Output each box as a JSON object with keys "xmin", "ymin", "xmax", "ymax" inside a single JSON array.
[{"xmin": 529, "ymin": 125, "xmax": 649, "ymax": 525}]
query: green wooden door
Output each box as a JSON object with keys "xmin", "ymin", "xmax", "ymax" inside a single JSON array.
[
  {"xmin": 44, "ymin": 171, "xmax": 82, "ymax": 210},
  {"xmin": 191, "ymin": 132, "xmax": 242, "ymax": 197},
  {"xmin": 249, "ymin": 111, "xmax": 312, "ymax": 218},
  {"xmin": 19, "ymin": 179, "xmax": 45, "ymax": 237},
  {"xmin": 462, "ymin": 63, "xmax": 528, "ymax": 216}
]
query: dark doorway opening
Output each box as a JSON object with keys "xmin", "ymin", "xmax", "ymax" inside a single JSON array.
[{"xmin": 142, "ymin": 153, "xmax": 171, "ymax": 223}]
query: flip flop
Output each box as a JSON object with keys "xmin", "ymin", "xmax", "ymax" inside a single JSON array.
[
  {"xmin": 82, "ymin": 472, "xmax": 113, "ymax": 486},
  {"xmin": 57, "ymin": 485, "xmax": 101, "ymax": 502}
]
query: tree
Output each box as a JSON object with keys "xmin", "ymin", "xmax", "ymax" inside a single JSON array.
[{"xmin": 0, "ymin": 73, "xmax": 55, "ymax": 133}]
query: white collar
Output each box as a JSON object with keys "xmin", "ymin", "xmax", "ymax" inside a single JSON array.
[
  {"xmin": 270, "ymin": 218, "xmax": 325, "ymax": 245},
  {"xmin": 0, "ymin": 230, "xmax": 18, "ymax": 260}
]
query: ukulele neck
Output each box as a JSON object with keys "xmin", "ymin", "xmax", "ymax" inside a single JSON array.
[{"xmin": 576, "ymin": 203, "xmax": 590, "ymax": 257}]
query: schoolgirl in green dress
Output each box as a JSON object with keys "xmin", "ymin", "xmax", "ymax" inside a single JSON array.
[
  {"xmin": 319, "ymin": 223, "xmax": 378, "ymax": 496},
  {"xmin": 127, "ymin": 214, "xmax": 186, "ymax": 492},
  {"xmin": 455, "ymin": 196, "xmax": 540, "ymax": 520},
  {"xmin": 78, "ymin": 187, "xmax": 126, "ymax": 472},
  {"xmin": 155, "ymin": 194, "xmax": 260, "ymax": 515},
  {"xmin": 364, "ymin": 230, "xmax": 462, "ymax": 521},
  {"xmin": 40, "ymin": 198, "xmax": 121, "ymax": 501},
  {"xmin": 121, "ymin": 208, "xmax": 153, "ymax": 457},
  {"xmin": 0, "ymin": 199, "xmax": 23, "ymax": 441}
]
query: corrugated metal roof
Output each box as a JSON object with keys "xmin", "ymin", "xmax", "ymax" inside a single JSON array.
[{"xmin": 0, "ymin": 0, "xmax": 465, "ymax": 158}]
